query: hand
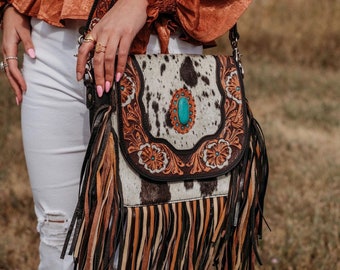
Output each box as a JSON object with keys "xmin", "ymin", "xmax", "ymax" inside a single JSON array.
[
  {"xmin": 76, "ymin": 0, "xmax": 148, "ymax": 97},
  {"xmin": 1, "ymin": 6, "xmax": 35, "ymax": 105}
]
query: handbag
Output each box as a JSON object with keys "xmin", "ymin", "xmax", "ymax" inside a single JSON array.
[{"xmin": 61, "ymin": 1, "xmax": 269, "ymax": 269}]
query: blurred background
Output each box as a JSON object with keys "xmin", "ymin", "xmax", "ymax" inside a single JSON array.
[{"xmin": 1, "ymin": 0, "xmax": 339, "ymax": 269}]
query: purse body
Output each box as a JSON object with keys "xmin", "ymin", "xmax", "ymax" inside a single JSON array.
[
  {"xmin": 63, "ymin": 46, "xmax": 268, "ymax": 270},
  {"xmin": 116, "ymin": 54, "xmax": 245, "ymax": 207}
]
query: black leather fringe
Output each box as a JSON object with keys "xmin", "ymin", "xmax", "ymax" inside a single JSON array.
[
  {"xmin": 61, "ymin": 105, "xmax": 124, "ymax": 269},
  {"xmin": 62, "ymin": 104, "xmax": 268, "ymax": 269}
]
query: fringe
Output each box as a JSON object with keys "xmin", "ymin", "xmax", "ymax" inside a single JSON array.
[
  {"xmin": 61, "ymin": 105, "xmax": 124, "ymax": 270},
  {"xmin": 62, "ymin": 105, "xmax": 268, "ymax": 270},
  {"xmin": 224, "ymin": 114, "xmax": 269, "ymax": 270}
]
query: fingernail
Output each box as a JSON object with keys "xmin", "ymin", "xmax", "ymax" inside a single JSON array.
[
  {"xmin": 77, "ymin": 72, "xmax": 82, "ymax": 81},
  {"xmin": 27, "ymin": 48, "xmax": 36, "ymax": 59},
  {"xmin": 97, "ymin": 85, "xmax": 103, "ymax": 97},
  {"xmin": 115, "ymin": 72, "xmax": 122, "ymax": 82},
  {"xmin": 15, "ymin": 97, "xmax": 20, "ymax": 106},
  {"xmin": 105, "ymin": 81, "xmax": 111, "ymax": 92}
]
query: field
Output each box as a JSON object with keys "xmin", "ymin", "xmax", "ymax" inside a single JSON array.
[{"xmin": 1, "ymin": 0, "xmax": 339, "ymax": 269}]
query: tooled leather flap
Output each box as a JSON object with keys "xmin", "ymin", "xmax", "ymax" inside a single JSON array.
[{"xmin": 116, "ymin": 54, "xmax": 248, "ymax": 181}]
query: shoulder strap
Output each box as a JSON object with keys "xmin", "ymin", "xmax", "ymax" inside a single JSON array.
[{"xmin": 229, "ymin": 24, "xmax": 241, "ymax": 61}]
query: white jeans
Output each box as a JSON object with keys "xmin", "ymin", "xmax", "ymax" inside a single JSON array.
[{"xmin": 22, "ymin": 18, "xmax": 202, "ymax": 270}]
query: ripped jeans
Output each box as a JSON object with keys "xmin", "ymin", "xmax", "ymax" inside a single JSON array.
[
  {"xmin": 22, "ymin": 18, "xmax": 202, "ymax": 270},
  {"xmin": 21, "ymin": 18, "xmax": 89, "ymax": 270}
]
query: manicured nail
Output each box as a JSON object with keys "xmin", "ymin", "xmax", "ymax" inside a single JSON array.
[
  {"xmin": 96, "ymin": 85, "xmax": 103, "ymax": 97},
  {"xmin": 115, "ymin": 72, "xmax": 122, "ymax": 82},
  {"xmin": 77, "ymin": 72, "xmax": 82, "ymax": 81},
  {"xmin": 15, "ymin": 97, "xmax": 20, "ymax": 106},
  {"xmin": 105, "ymin": 81, "xmax": 111, "ymax": 92},
  {"xmin": 27, "ymin": 48, "xmax": 36, "ymax": 59}
]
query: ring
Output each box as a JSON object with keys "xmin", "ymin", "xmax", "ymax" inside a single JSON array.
[
  {"xmin": 83, "ymin": 33, "xmax": 95, "ymax": 43},
  {"xmin": 0, "ymin": 61, "xmax": 8, "ymax": 72},
  {"xmin": 95, "ymin": 42, "xmax": 106, "ymax": 53},
  {"xmin": 5, "ymin": 56, "xmax": 18, "ymax": 61}
]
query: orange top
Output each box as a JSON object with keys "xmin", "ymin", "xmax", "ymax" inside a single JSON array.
[{"xmin": 0, "ymin": 0, "xmax": 252, "ymax": 53}]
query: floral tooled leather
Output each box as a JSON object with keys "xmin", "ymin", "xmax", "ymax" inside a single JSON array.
[
  {"xmin": 117, "ymin": 54, "xmax": 247, "ymax": 181},
  {"xmin": 118, "ymin": 58, "xmax": 186, "ymax": 176}
]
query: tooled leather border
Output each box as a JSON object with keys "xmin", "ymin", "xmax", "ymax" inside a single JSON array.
[{"xmin": 116, "ymin": 54, "xmax": 249, "ymax": 182}]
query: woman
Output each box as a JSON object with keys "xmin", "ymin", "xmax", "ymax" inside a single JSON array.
[{"xmin": 0, "ymin": 0, "xmax": 252, "ymax": 269}]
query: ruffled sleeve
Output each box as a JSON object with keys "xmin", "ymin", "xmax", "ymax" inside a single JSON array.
[
  {"xmin": 0, "ymin": 0, "xmax": 92, "ymax": 27},
  {"xmin": 177, "ymin": 0, "xmax": 252, "ymax": 43},
  {"xmin": 147, "ymin": 0, "xmax": 177, "ymax": 24},
  {"xmin": 147, "ymin": 0, "xmax": 252, "ymax": 44}
]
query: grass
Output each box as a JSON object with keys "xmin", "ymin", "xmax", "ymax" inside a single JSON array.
[
  {"xmin": 1, "ymin": 0, "xmax": 339, "ymax": 269},
  {"xmin": 0, "ymin": 79, "xmax": 38, "ymax": 268},
  {"xmin": 245, "ymin": 62, "xmax": 339, "ymax": 269}
]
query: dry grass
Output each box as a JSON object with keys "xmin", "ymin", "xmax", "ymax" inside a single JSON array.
[
  {"xmin": 1, "ymin": 0, "xmax": 339, "ymax": 269},
  {"xmin": 245, "ymin": 63, "xmax": 340, "ymax": 270},
  {"xmin": 0, "ymin": 80, "xmax": 38, "ymax": 269},
  {"xmin": 241, "ymin": 0, "xmax": 340, "ymax": 70}
]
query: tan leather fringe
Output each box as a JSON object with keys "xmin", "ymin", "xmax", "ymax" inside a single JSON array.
[
  {"xmin": 62, "ymin": 103, "xmax": 268, "ymax": 269},
  {"xmin": 61, "ymin": 105, "xmax": 124, "ymax": 269}
]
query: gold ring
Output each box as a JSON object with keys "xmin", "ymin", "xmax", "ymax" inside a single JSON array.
[
  {"xmin": 95, "ymin": 42, "xmax": 106, "ymax": 53},
  {"xmin": 5, "ymin": 56, "xmax": 18, "ymax": 61},
  {"xmin": 83, "ymin": 33, "xmax": 95, "ymax": 43}
]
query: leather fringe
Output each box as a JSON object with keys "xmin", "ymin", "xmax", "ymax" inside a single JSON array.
[
  {"xmin": 61, "ymin": 105, "xmax": 124, "ymax": 270},
  {"xmin": 224, "ymin": 112, "xmax": 269, "ymax": 270},
  {"xmin": 62, "ymin": 104, "xmax": 268, "ymax": 269}
]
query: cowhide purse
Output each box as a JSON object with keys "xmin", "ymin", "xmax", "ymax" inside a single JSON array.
[{"xmin": 61, "ymin": 1, "xmax": 269, "ymax": 270}]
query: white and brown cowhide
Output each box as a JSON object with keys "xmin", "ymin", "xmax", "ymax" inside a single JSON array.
[{"xmin": 111, "ymin": 54, "xmax": 247, "ymax": 206}]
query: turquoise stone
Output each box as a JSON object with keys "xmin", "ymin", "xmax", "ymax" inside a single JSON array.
[{"xmin": 178, "ymin": 97, "xmax": 190, "ymax": 125}]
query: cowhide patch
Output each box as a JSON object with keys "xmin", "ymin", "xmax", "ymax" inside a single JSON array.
[{"xmin": 140, "ymin": 55, "xmax": 223, "ymax": 150}]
